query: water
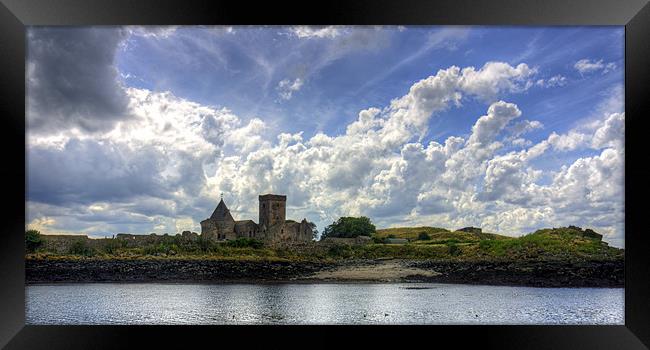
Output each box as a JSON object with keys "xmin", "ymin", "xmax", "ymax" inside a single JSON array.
[{"xmin": 26, "ymin": 283, "xmax": 623, "ymax": 325}]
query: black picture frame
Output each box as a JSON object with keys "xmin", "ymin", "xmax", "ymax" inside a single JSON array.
[{"xmin": 1, "ymin": 0, "xmax": 649, "ymax": 348}]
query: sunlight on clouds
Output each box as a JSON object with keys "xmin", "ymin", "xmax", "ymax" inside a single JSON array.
[
  {"xmin": 27, "ymin": 56, "xmax": 624, "ymax": 246},
  {"xmin": 27, "ymin": 217, "xmax": 56, "ymax": 232}
]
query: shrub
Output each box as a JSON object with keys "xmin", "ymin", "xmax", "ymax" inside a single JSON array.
[
  {"xmin": 102, "ymin": 239, "xmax": 126, "ymax": 254},
  {"xmin": 197, "ymin": 236, "xmax": 213, "ymax": 252},
  {"xmin": 226, "ymin": 238, "xmax": 264, "ymax": 249},
  {"xmin": 417, "ymin": 232, "xmax": 431, "ymax": 241},
  {"xmin": 25, "ymin": 230, "xmax": 43, "ymax": 253},
  {"xmin": 143, "ymin": 244, "xmax": 161, "ymax": 255},
  {"xmin": 447, "ymin": 242, "xmax": 461, "ymax": 256},
  {"xmin": 327, "ymin": 244, "xmax": 353, "ymax": 258},
  {"xmin": 142, "ymin": 242, "xmax": 182, "ymax": 255},
  {"xmin": 69, "ymin": 239, "xmax": 95, "ymax": 256}
]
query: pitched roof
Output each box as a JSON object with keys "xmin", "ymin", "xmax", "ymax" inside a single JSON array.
[{"xmin": 210, "ymin": 198, "xmax": 234, "ymax": 222}]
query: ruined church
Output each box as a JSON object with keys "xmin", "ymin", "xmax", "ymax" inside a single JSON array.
[{"xmin": 200, "ymin": 194, "xmax": 314, "ymax": 242}]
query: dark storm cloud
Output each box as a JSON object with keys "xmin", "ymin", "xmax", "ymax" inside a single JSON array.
[
  {"xmin": 27, "ymin": 139, "xmax": 169, "ymax": 206},
  {"xmin": 27, "ymin": 27, "xmax": 130, "ymax": 133}
]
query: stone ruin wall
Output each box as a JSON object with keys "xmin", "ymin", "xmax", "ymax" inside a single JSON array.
[
  {"xmin": 37, "ymin": 228, "xmax": 314, "ymax": 255},
  {"xmin": 38, "ymin": 232, "xmax": 203, "ymax": 254}
]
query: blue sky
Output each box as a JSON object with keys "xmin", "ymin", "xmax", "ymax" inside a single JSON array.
[
  {"xmin": 26, "ymin": 26, "xmax": 625, "ymax": 246},
  {"xmin": 116, "ymin": 26, "xmax": 622, "ymax": 140}
]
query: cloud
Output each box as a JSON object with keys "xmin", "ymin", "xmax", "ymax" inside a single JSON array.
[
  {"xmin": 468, "ymin": 101, "xmax": 522, "ymax": 146},
  {"xmin": 27, "ymin": 27, "xmax": 131, "ymax": 133},
  {"xmin": 547, "ymin": 131, "xmax": 590, "ymax": 152},
  {"xmin": 127, "ymin": 26, "xmax": 178, "ymax": 39},
  {"xmin": 574, "ymin": 58, "xmax": 617, "ymax": 75},
  {"xmin": 511, "ymin": 138, "xmax": 533, "ymax": 147},
  {"xmin": 535, "ymin": 74, "xmax": 567, "ymax": 88},
  {"xmin": 383, "ymin": 62, "xmax": 535, "ymax": 144},
  {"xmin": 592, "ymin": 112, "xmax": 624, "ymax": 149},
  {"xmin": 226, "ymin": 118, "xmax": 270, "ymax": 153},
  {"xmin": 26, "ymin": 56, "xmax": 624, "ymax": 246},
  {"xmin": 28, "ymin": 87, "xmax": 240, "ymax": 235},
  {"xmin": 290, "ymin": 26, "xmax": 341, "ymax": 39},
  {"xmin": 476, "ymin": 108, "xmax": 624, "ymax": 224},
  {"xmin": 459, "ymin": 62, "xmax": 536, "ymax": 102},
  {"xmin": 276, "ymin": 78, "xmax": 304, "ymax": 100},
  {"xmin": 508, "ymin": 120, "xmax": 543, "ymax": 138},
  {"xmin": 425, "ymin": 27, "xmax": 471, "ymax": 51},
  {"xmin": 28, "ymin": 138, "xmax": 169, "ymax": 206}
]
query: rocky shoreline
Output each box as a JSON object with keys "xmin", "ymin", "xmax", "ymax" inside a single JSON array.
[
  {"xmin": 405, "ymin": 259, "xmax": 624, "ymax": 288},
  {"xmin": 25, "ymin": 259, "xmax": 335, "ymax": 284},
  {"xmin": 25, "ymin": 258, "xmax": 624, "ymax": 288}
]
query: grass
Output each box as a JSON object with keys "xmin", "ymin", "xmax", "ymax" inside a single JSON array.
[
  {"xmin": 474, "ymin": 228, "xmax": 622, "ymax": 261},
  {"xmin": 28, "ymin": 226, "xmax": 622, "ymax": 263},
  {"xmin": 374, "ymin": 226, "xmax": 451, "ymax": 241},
  {"xmin": 376, "ymin": 226, "xmax": 510, "ymax": 244}
]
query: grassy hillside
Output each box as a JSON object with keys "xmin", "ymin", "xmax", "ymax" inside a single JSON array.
[
  {"xmin": 474, "ymin": 227, "xmax": 621, "ymax": 261},
  {"xmin": 375, "ymin": 226, "xmax": 510, "ymax": 243}
]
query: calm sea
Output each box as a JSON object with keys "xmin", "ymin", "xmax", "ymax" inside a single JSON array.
[{"xmin": 25, "ymin": 283, "xmax": 623, "ymax": 325}]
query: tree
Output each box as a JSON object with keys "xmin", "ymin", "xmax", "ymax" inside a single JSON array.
[
  {"xmin": 417, "ymin": 231, "xmax": 431, "ymax": 241},
  {"xmin": 320, "ymin": 216, "xmax": 376, "ymax": 239},
  {"xmin": 307, "ymin": 221, "xmax": 319, "ymax": 240},
  {"xmin": 25, "ymin": 230, "xmax": 43, "ymax": 253}
]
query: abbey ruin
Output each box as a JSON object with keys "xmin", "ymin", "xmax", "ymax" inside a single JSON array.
[{"xmin": 200, "ymin": 194, "xmax": 314, "ymax": 242}]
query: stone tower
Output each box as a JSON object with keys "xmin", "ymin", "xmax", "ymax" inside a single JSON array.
[{"xmin": 259, "ymin": 194, "xmax": 286, "ymax": 229}]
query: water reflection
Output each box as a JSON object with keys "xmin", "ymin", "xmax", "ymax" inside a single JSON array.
[{"xmin": 26, "ymin": 283, "xmax": 624, "ymax": 325}]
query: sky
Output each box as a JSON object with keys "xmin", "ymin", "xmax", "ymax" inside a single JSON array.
[{"xmin": 25, "ymin": 25, "xmax": 625, "ymax": 247}]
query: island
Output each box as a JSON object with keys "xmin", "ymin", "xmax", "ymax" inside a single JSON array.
[{"xmin": 25, "ymin": 194, "xmax": 623, "ymax": 288}]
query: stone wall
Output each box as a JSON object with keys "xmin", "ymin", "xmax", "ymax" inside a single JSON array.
[
  {"xmin": 115, "ymin": 233, "xmax": 183, "ymax": 247},
  {"xmin": 40, "ymin": 232, "xmax": 204, "ymax": 254},
  {"xmin": 264, "ymin": 219, "xmax": 313, "ymax": 242},
  {"xmin": 41, "ymin": 235, "xmax": 95, "ymax": 254},
  {"xmin": 234, "ymin": 220, "xmax": 260, "ymax": 239}
]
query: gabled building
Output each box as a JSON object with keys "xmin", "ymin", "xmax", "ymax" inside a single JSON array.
[{"xmin": 200, "ymin": 194, "xmax": 313, "ymax": 242}]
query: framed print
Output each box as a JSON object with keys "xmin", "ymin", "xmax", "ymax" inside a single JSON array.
[{"xmin": 1, "ymin": 0, "xmax": 649, "ymax": 348}]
